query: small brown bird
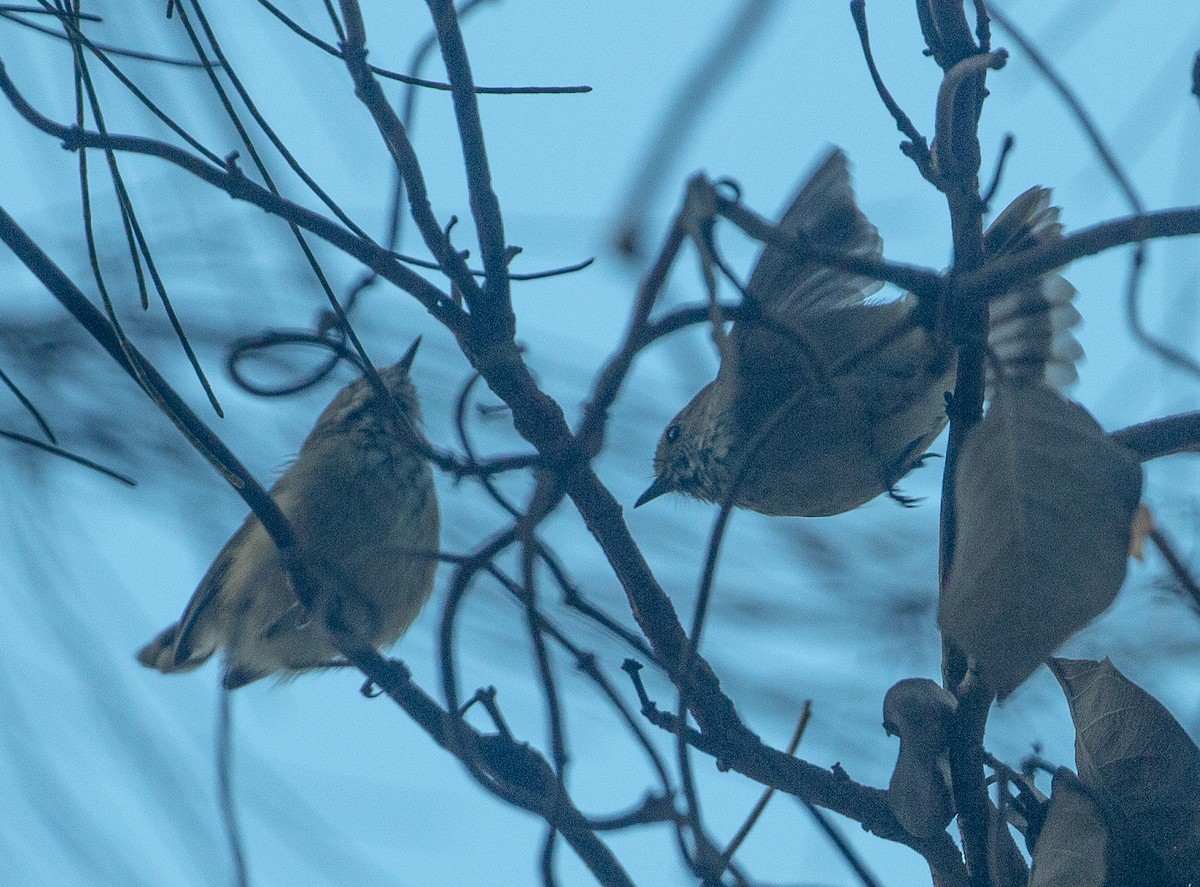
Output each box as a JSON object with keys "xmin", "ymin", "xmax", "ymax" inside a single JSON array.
[
  {"xmin": 638, "ymin": 149, "xmax": 1079, "ymax": 516},
  {"xmin": 138, "ymin": 339, "xmax": 440, "ymax": 689}
]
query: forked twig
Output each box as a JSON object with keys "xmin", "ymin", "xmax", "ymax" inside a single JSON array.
[{"xmin": 721, "ymin": 702, "xmax": 812, "ymax": 867}]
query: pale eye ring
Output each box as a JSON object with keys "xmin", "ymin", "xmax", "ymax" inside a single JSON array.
[{"xmin": 665, "ymin": 424, "xmax": 681, "ymax": 444}]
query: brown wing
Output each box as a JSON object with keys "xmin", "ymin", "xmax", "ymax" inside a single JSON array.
[
  {"xmin": 728, "ymin": 298, "xmax": 922, "ymax": 434},
  {"xmin": 741, "ymin": 148, "xmax": 884, "ymax": 321},
  {"xmin": 167, "ymin": 518, "xmax": 253, "ymax": 668},
  {"xmin": 136, "ymin": 536, "xmax": 232, "ymax": 674},
  {"xmin": 730, "ymin": 149, "xmax": 887, "ymax": 427}
]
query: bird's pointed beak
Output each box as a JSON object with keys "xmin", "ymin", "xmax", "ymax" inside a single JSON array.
[
  {"xmin": 635, "ymin": 475, "xmax": 672, "ymax": 508},
  {"xmin": 398, "ymin": 336, "xmax": 422, "ymax": 372}
]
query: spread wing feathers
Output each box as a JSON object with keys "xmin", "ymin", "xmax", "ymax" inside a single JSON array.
[
  {"xmin": 982, "ymin": 187, "xmax": 1083, "ymax": 389},
  {"xmin": 742, "ymin": 148, "xmax": 884, "ymax": 321},
  {"xmin": 727, "ymin": 150, "xmax": 888, "ymax": 422}
]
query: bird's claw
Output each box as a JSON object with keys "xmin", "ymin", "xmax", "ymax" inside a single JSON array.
[
  {"xmin": 888, "ymin": 487, "xmax": 922, "ymax": 508},
  {"xmin": 911, "ymin": 451, "xmax": 942, "ymax": 469}
]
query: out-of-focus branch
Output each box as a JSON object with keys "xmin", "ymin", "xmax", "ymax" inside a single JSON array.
[
  {"xmin": 986, "ymin": 7, "xmax": 1200, "ymax": 380},
  {"xmin": 1148, "ymin": 526, "xmax": 1200, "ymax": 612},
  {"xmin": 611, "ymin": 0, "xmax": 781, "ymax": 256},
  {"xmin": 1111, "ymin": 412, "xmax": 1200, "ymax": 460}
]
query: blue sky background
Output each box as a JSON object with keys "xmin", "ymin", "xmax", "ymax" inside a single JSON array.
[{"xmin": 2, "ymin": 2, "xmax": 1200, "ymax": 885}]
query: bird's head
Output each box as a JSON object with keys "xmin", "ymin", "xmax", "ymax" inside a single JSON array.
[{"xmin": 637, "ymin": 382, "xmax": 730, "ymax": 507}]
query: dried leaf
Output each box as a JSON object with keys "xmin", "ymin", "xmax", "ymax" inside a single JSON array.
[
  {"xmin": 988, "ymin": 802, "xmax": 1030, "ymax": 886},
  {"xmin": 1050, "ymin": 658, "xmax": 1200, "ymax": 885},
  {"xmin": 1128, "ymin": 504, "xmax": 1153, "ymax": 561},
  {"xmin": 1029, "ymin": 769, "xmax": 1110, "ymax": 887},
  {"xmin": 939, "ymin": 384, "xmax": 1143, "ymax": 696}
]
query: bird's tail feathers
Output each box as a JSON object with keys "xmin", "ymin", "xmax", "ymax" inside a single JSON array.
[
  {"xmin": 136, "ymin": 623, "xmax": 215, "ymax": 674},
  {"xmin": 983, "ymin": 188, "xmax": 1083, "ymax": 390}
]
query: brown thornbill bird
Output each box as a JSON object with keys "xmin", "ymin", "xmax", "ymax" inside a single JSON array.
[
  {"xmin": 138, "ymin": 339, "xmax": 440, "ymax": 689},
  {"xmin": 637, "ymin": 149, "xmax": 1080, "ymax": 516}
]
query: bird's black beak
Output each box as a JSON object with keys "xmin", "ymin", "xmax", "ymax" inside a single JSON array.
[
  {"xmin": 635, "ymin": 476, "xmax": 672, "ymax": 508},
  {"xmin": 398, "ymin": 336, "xmax": 422, "ymax": 372}
]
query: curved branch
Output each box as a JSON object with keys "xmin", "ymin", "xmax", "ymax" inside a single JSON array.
[{"xmin": 0, "ymin": 60, "xmax": 464, "ymax": 330}]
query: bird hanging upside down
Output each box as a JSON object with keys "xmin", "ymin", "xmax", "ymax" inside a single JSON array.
[{"xmin": 638, "ymin": 149, "xmax": 1081, "ymax": 517}]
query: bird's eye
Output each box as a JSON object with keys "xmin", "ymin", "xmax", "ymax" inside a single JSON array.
[{"xmin": 665, "ymin": 424, "xmax": 681, "ymax": 444}]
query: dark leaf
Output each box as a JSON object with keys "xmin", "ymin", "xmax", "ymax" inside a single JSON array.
[
  {"xmin": 940, "ymin": 384, "xmax": 1142, "ymax": 696},
  {"xmin": 1050, "ymin": 658, "xmax": 1200, "ymax": 885},
  {"xmin": 1029, "ymin": 769, "xmax": 1110, "ymax": 887}
]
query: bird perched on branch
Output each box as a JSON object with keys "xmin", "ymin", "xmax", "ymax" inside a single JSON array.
[
  {"xmin": 138, "ymin": 339, "xmax": 439, "ymax": 689},
  {"xmin": 637, "ymin": 149, "xmax": 1080, "ymax": 516}
]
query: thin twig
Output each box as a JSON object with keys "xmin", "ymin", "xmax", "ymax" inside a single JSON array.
[
  {"xmin": 253, "ymin": 0, "xmax": 589, "ymax": 94},
  {"xmin": 988, "ymin": 6, "xmax": 1141, "ymax": 212},
  {"xmin": 176, "ymin": 0, "xmax": 389, "ymax": 408},
  {"xmin": 980, "ymin": 133, "xmax": 1014, "ymax": 209},
  {"xmin": 799, "ymin": 799, "xmax": 882, "ymax": 887},
  {"xmin": 435, "ymin": 533, "xmax": 637, "ymax": 886},
  {"xmin": 575, "ymin": 214, "xmax": 690, "ymax": 456},
  {"xmin": 363, "ymin": 656, "xmax": 636, "ymax": 887},
  {"xmin": 36, "ymin": 6, "xmax": 224, "ymax": 164},
  {"xmin": 540, "ymin": 826, "xmax": 559, "ymax": 887},
  {"xmin": 0, "ymin": 428, "xmax": 135, "ymax": 485},
  {"xmin": 520, "ymin": 489, "xmax": 570, "ymax": 777},
  {"xmin": 478, "ymin": 561, "xmax": 676, "ymax": 819},
  {"xmin": 721, "ymin": 702, "xmax": 812, "ymax": 867},
  {"xmin": 421, "ymin": 0, "xmax": 511, "ymax": 323},
  {"xmin": 67, "ymin": 22, "xmax": 224, "ymax": 415},
  {"xmin": 0, "ymin": 9, "xmax": 213, "ymax": 66},
  {"xmin": 2, "ymin": 3, "xmax": 98, "ymax": 20},
  {"xmin": 850, "ymin": 0, "xmax": 935, "ymax": 180},
  {"xmin": 0, "ymin": 65, "xmax": 462, "ymax": 323},
  {"xmin": 336, "ymin": 1, "xmax": 480, "ymax": 304},
  {"xmin": 0, "ymin": 365, "xmax": 55, "ymax": 442},
  {"xmin": 0, "ymin": 205, "xmax": 300, "ymax": 569},
  {"xmin": 1149, "ymin": 526, "xmax": 1200, "ymax": 612},
  {"xmin": 216, "ymin": 689, "xmax": 251, "ymax": 887}
]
